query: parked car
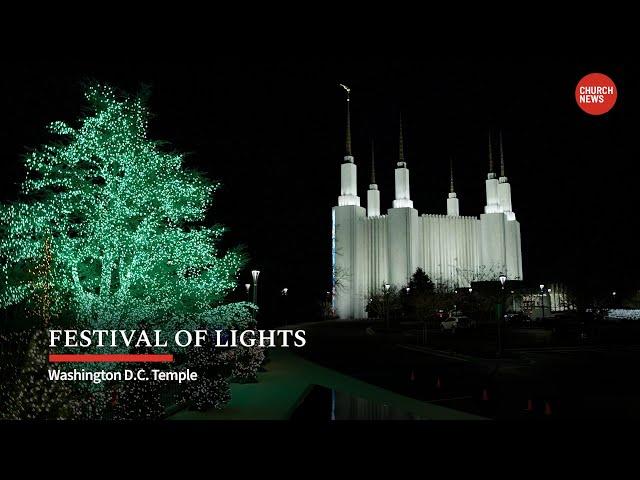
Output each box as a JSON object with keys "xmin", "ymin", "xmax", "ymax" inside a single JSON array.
[
  {"xmin": 457, "ymin": 316, "xmax": 478, "ymax": 329},
  {"xmin": 440, "ymin": 317, "xmax": 457, "ymax": 332},
  {"xmin": 426, "ymin": 310, "xmax": 448, "ymax": 328},
  {"xmin": 503, "ymin": 312, "xmax": 531, "ymax": 326},
  {"xmin": 440, "ymin": 313, "xmax": 476, "ymax": 333}
]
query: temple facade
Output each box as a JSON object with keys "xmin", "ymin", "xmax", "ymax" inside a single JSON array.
[{"xmin": 331, "ymin": 91, "xmax": 523, "ymax": 319}]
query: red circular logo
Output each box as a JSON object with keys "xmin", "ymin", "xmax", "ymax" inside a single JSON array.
[{"xmin": 575, "ymin": 73, "xmax": 617, "ymax": 115}]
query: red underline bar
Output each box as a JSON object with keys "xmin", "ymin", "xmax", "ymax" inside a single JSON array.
[{"xmin": 49, "ymin": 354, "xmax": 174, "ymax": 363}]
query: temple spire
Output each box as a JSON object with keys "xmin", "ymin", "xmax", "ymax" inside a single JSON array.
[
  {"xmin": 339, "ymin": 84, "xmax": 352, "ymax": 158},
  {"xmin": 398, "ymin": 114, "xmax": 405, "ymax": 164},
  {"xmin": 392, "ymin": 113, "xmax": 413, "ymax": 208},
  {"xmin": 447, "ymin": 156, "xmax": 459, "ymax": 216},
  {"xmin": 499, "ymin": 130, "xmax": 505, "ymax": 177},
  {"xmin": 488, "ymin": 130, "xmax": 494, "ymax": 174},
  {"xmin": 370, "ymin": 139, "xmax": 376, "ymax": 184},
  {"xmin": 337, "ymin": 84, "xmax": 359, "ymax": 206},
  {"xmin": 346, "ymin": 96, "xmax": 352, "ymax": 156},
  {"xmin": 367, "ymin": 138, "xmax": 380, "ymax": 216},
  {"xmin": 450, "ymin": 157, "xmax": 455, "ymax": 193},
  {"xmin": 496, "ymin": 128, "xmax": 514, "ymax": 217}
]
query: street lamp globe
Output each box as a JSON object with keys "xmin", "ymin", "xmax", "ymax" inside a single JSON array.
[
  {"xmin": 251, "ymin": 270, "xmax": 260, "ymax": 285},
  {"xmin": 468, "ymin": 287, "xmax": 473, "ymax": 293},
  {"xmin": 499, "ymin": 273, "xmax": 507, "ymax": 289},
  {"xmin": 539, "ymin": 284, "xmax": 545, "ymax": 291},
  {"xmin": 384, "ymin": 283, "xmax": 390, "ymax": 291},
  {"xmin": 282, "ymin": 287, "xmax": 288, "ymax": 296},
  {"xmin": 244, "ymin": 283, "xmax": 250, "ymax": 292}
]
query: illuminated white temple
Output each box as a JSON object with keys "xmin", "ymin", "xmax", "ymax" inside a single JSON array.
[{"xmin": 331, "ymin": 92, "xmax": 523, "ymax": 319}]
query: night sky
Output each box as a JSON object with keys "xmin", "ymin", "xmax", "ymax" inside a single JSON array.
[{"xmin": 1, "ymin": 59, "xmax": 636, "ymax": 319}]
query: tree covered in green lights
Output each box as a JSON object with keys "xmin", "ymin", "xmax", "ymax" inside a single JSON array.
[
  {"xmin": 0, "ymin": 84, "xmax": 252, "ymax": 332},
  {"xmin": 2, "ymin": 329, "xmax": 90, "ymax": 420}
]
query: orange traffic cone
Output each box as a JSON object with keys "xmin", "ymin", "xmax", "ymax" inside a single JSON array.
[
  {"xmin": 482, "ymin": 388, "xmax": 489, "ymax": 401},
  {"xmin": 436, "ymin": 376, "xmax": 441, "ymax": 389},
  {"xmin": 410, "ymin": 370, "xmax": 415, "ymax": 381},
  {"xmin": 544, "ymin": 401, "xmax": 552, "ymax": 416},
  {"xmin": 526, "ymin": 399, "xmax": 534, "ymax": 412}
]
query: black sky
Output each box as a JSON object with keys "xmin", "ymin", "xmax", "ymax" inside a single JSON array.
[{"xmin": 1, "ymin": 59, "xmax": 637, "ymax": 319}]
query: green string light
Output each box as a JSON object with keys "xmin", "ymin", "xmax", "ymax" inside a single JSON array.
[{"xmin": 0, "ymin": 83, "xmax": 251, "ymax": 333}]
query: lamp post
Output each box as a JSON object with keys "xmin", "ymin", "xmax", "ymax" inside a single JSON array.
[
  {"xmin": 404, "ymin": 287, "xmax": 410, "ymax": 323},
  {"xmin": 251, "ymin": 270, "xmax": 260, "ymax": 306},
  {"xmin": 325, "ymin": 291, "xmax": 332, "ymax": 319},
  {"xmin": 384, "ymin": 283, "xmax": 390, "ymax": 328},
  {"xmin": 612, "ymin": 291, "xmax": 617, "ymax": 308},
  {"xmin": 539, "ymin": 284, "xmax": 545, "ymax": 322},
  {"xmin": 281, "ymin": 287, "xmax": 288, "ymax": 327},
  {"xmin": 497, "ymin": 273, "xmax": 507, "ymax": 357},
  {"xmin": 244, "ymin": 283, "xmax": 251, "ymax": 301}
]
